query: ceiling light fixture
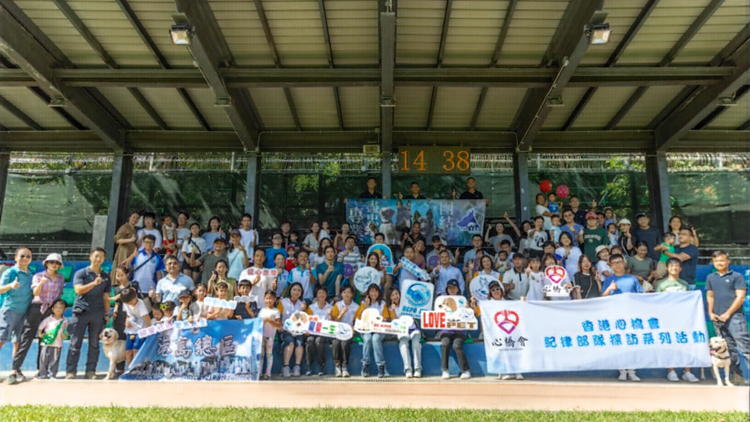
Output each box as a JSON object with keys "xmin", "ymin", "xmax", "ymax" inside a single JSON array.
[
  {"xmin": 586, "ymin": 23, "xmax": 611, "ymax": 45},
  {"xmin": 169, "ymin": 24, "xmax": 194, "ymax": 45}
]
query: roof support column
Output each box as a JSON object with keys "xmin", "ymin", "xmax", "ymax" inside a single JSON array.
[
  {"xmin": 381, "ymin": 152, "xmax": 392, "ymax": 199},
  {"xmin": 380, "ymin": 7, "xmax": 395, "ymax": 161},
  {"xmin": 244, "ymin": 152, "xmax": 261, "ymax": 225},
  {"xmin": 104, "ymin": 154, "xmax": 133, "ymax": 260},
  {"xmin": 0, "ymin": 151, "xmax": 9, "ymax": 228},
  {"xmin": 513, "ymin": 152, "xmax": 531, "ymax": 224},
  {"xmin": 645, "ymin": 152, "xmax": 671, "ymax": 233}
]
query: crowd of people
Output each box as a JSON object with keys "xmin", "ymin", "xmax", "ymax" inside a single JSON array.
[{"xmin": 0, "ymin": 177, "xmax": 747, "ymax": 385}]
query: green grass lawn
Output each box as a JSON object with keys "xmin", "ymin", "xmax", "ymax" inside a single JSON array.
[{"xmin": 0, "ymin": 407, "xmax": 746, "ymax": 422}]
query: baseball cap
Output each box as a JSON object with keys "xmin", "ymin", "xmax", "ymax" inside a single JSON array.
[
  {"xmin": 488, "ymin": 280, "xmax": 503, "ymax": 292},
  {"xmin": 230, "ymin": 229, "xmax": 241, "ymax": 236},
  {"xmin": 286, "ymin": 245, "xmax": 297, "ymax": 251},
  {"xmin": 43, "ymin": 253, "xmax": 63, "ymax": 266},
  {"xmin": 585, "ymin": 212, "xmax": 598, "ymax": 220},
  {"xmin": 178, "ymin": 289, "xmax": 192, "ymax": 298},
  {"xmin": 447, "ymin": 279, "xmax": 460, "ymax": 288},
  {"xmin": 618, "ymin": 218, "xmax": 631, "ymax": 226},
  {"xmin": 595, "ymin": 245, "xmax": 609, "ymax": 254},
  {"xmin": 636, "ymin": 212, "xmax": 648, "ymax": 219}
]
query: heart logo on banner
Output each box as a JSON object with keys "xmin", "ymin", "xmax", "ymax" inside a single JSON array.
[
  {"xmin": 545, "ymin": 265, "xmax": 567, "ymax": 285},
  {"xmin": 494, "ymin": 310, "xmax": 519, "ymax": 334}
]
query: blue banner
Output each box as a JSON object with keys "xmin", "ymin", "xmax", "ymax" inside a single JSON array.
[
  {"xmin": 121, "ymin": 319, "xmax": 264, "ymax": 381},
  {"xmin": 346, "ymin": 199, "xmax": 485, "ymax": 246}
]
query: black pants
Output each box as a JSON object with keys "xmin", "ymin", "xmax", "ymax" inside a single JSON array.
[
  {"xmin": 440, "ymin": 332, "xmax": 469, "ymax": 372},
  {"xmin": 66, "ymin": 311, "xmax": 105, "ymax": 375},
  {"xmin": 305, "ymin": 336, "xmax": 327, "ymax": 370},
  {"xmin": 12, "ymin": 303, "xmax": 49, "ymax": 372},
  {"xmin": 331, "ymin": 338, "xmax": 352, "ymax": 367}
]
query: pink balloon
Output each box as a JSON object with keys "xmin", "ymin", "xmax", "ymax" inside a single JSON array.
[{"xmin": 556, "ymin": 184, "xmax": 569, "ymax": 199}]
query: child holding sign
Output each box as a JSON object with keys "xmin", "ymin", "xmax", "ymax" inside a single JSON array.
[
  {"xmin": 387, "ymin": 288, "xmax": 422, "ymax": 378},
  {"xmin": 258, "ymin": 290, "xmax": 281, "ymax": 380},
  {"xmin": 233, "ymin": 280, "xmax": 258, "ymax": 321},
  {"xmin": 278, "ymin": 282, "xmax": 307, "ymax": 378},
  {"xmin": 331, "ymin": 285, "xmax": 358, "ymax": 377},
  {"xmin": 305, "ymin": 286, "xmax": 332, "ymax": 376},
  {"xmin": 439, "ymin": 280, "xmax": 472, "ymax": 379},
  {"xmin": 206, "ymin": 281, "xmax": 233, "ymax": 321},
  {"xmin": 120, "ymin": 287, "xmax": 151, "ymax": 367},
  {"xmin": 355, "ymin": 284, "xmax": 390, "ymax": 378}
]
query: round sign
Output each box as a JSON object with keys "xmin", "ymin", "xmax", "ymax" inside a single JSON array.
[
  {"xmin": 427, "ymin": 255, "xmax": 440, "ymax": 269},
  {"xmin": 469, "ymin": 275, "xmax": 500, "ymax": 301},
  {"xmin": 352, "ymin": 266, "xmax": 381, "ymax": 293},
  {"xmin": 544, "ymin": 265, "xmax": 568, "ymax": 285},
  {"xmin": 343, "ymin": 263, "xmax": 355, "ymax": 278},
  {"xmin": 367, "ymin": 244, "xmax": 393, "ymax": 267},
  {"xmin": 405, "ymin": 282, "xmax": 431, "ymax": 308}
]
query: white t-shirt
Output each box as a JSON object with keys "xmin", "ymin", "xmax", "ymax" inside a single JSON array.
[
  {"xmin": 526, "ymin": 271, "xmax": 545, "ymax": 301},
  {"xmin": 303, "ymin": 233, "xmax": 322, "ymax": 252},
  {"xmin": 597, "ymin": 260, "xmax": 612, "ymax": 277},
  {"xmin": 307, "ymin": 301, "xmax": 332, "ymax": 320},
  {"xmin": 333, "ymin": 300, "xmax": 358, "ymax": 326},
  {"xmin": 535, "ymin": 204, "xmax": 552, "ymax": 230},
  {"xmin": 556, "ymin": 246, "xmax": 582, "ymax": 277},
  {"xmin": 175, "ymin": 228, "xmax": 190, "ymax": 259},
  {"xmin": 258, "ymin": 307, "xmax": 281, "ymax": 339},
  {"xmin": 138, "ymin": 228, "xmax": 163, "ymax": 251},
  {"xmin": 38, "ymin": 316, "xmax": 68, "ymax": 348},
  {"xmin": 123, "ymin": 299, "xmax": 149, "ymax": 334},
  {"xmin": 181, "ymin": 236, "xmax": 206, "ymax": 259},
  {"xmin": 163, "ymin": 224, "xmax": 175, "ymax": 242},
  {"xmin": 238, "ymin": 228, "xmax": 256, "ymax": 258},
  {"xmin": 239, "ymin": 267, "xmax": 275, "ymax": 309},
  {"xmin": 279, "ymin": 297, "xmax": 305, "ymax": 324},
  {"xmin": 527, "ymin": 229, "xmax": 548, "ymax": 251}
]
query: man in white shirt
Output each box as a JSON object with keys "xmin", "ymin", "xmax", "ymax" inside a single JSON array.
[
  {"xmin": 136, "ymin": 211, "xmax": 162, "ymax": 253},
  {"xmin": 503, "ymin": 254, "xmax": 529, "ymax": 300},
  {"xmin": 153, "ymin": 255, "xmax": 195, "ymax": 305}
]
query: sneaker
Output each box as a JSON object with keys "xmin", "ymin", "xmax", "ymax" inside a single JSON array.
[
  {"xmin": 85, "ymin": 372, "xmax": 97, "ymax": 380},
  {"xmin": 460, "ymin": 371, "xmax": 471, "ymax": 379},
  {"xmin": 306, "ymin": 369, "xmax": 313, "ymax": 376},
  {"xmin": 282, "ymin": 366, "xmax": 291, "ymax": 378},
  {"xmin": 377, "ymin": 365, "xmax": 385, "ymax": 379},
  {"xmin": 318, "ymin": 369, "xmax": 325, "ymax": 377},
  {"xmin": 515, "ymin": 374, "xmax": 524, "ymax": 380},
  {"xmin": 442, "ymin": 371, "xmax": 450, "ymax": 379},
  {"xmin": 682, "ymin": 371, "xmax": 699, "ymax": 383},
  {"xmin": 501, "ymin": 374, "xmax": 513, "ymax": 380},
  {"xmin": 405, "ymin": 369, "xmax": 413, "ymax": 379},
  {"xmin": 667, "ymin": 370, "xmax": 679, "ymax": 382},
  {"xmin": 6, "ymin": 374, "xmax": 18, "ymax": 385},
  {"xmin": 361, "ymin": 364, "xmax": 369, "ymax": 378},
  {"xmin": 342, "ymin": 368, "xmax": 350, "ymax": 378},
  {"xmin": 293, "ymin": 365, "xmax": 301, "ymax": 377},
  {"xmin": 65, "ymin": 373, "xmax": 76, "ymax": 380},
  {"xmin": 263, "ymin": 372, "xmax": 272, "ymax": 380},
  {"xmin": 413, "ymin": 369, "xmax": 421, "ymax": 378},
  {"xmin": 618, "ymin": 370, "xmax": 628, "ymax": 381},
  {"xmin": 36, "ymin": 374, "xmax": 49, "ymax": 380},
  {"xmin": 335, "ymin": 366, "xmax": 342, "ymax": 377},
  {"xmin": 16, "ymin": 371, "xmax": 27, "ymax": 382},
  {"xmin": 627, "ymin": 370, "xmax": 641, "ymax": 382}
]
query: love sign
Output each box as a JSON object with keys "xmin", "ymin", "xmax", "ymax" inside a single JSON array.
[
  {"xmin": 419, "ymin": 295, "xmax": 478, "ymax": 330},
  {"xmin": 544, "ymin": 265, "xmax": 568, "ymax": 285},
  {"xmin": 543, "ymin": 265, "xmax": 571, "ymax": 297},
  {"xmin": 282, "ymin": 312, "xmax": 353, "ymax": 340}
]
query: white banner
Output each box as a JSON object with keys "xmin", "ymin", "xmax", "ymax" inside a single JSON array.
[{"xmin": 479, "ymin": 292, "xmax": 711, "ymax": 374}]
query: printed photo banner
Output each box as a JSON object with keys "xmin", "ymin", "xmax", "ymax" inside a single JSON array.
[
  {"xmin": 469, "ymin": 274, "xmax": 501, "ymax": 301},
  {"xmin": 283, "ymin": 311, "xmax": 353, "ymax": 340},
  {"xmin": 400, "ymin": 257, "xmax": 431, "ymax": 281},
  {"xmin": 137, "ymin": 318, "xmax": 209, "ymax": 338},
  {"xmin": 122, "ymin": 319, "xmax": 264, "ymax": 381},
  {"xmin": 544, "ymin": 265, "xmax": 572, "ymax": 297},
  {"xmin": 347, "ymin": 199, "xmax": 486, "ymax": 246},
  {"xmin": 366, "ymin": 244, "xmax": 394, "ymax": 268},
  {"xmin": 399, "ymin": 280, "xmax": 435, "ymax": 319},
  {"xmin": 479, "ymin": 292, "xmax": 711, "ymax": 374},
  {"xmin": 354, "ymin": 308, "xmax": 413, "ymax": 336},
  {"xmin": 420, "ymin": 295, "xmax": 478, "ymax": 330}
]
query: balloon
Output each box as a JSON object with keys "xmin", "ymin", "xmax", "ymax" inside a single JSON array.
[
  {"xmin": 539, "ymin": 180, "xmax": 552, "ymax": 193},
  {"xmin": 556, "ymin": 184, "xmax": 569, "ymax": 199}
]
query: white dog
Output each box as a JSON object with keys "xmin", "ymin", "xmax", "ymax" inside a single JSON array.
[
  {"xmin": 709, "ymin": 336, "xmax": 733, "ymax": 386},
  {"xmin": 100, "ymin": 328, "xmax": 126, "ymax": 380}
]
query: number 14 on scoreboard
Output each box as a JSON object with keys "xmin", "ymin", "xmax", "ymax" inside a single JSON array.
[{"xmin": 398, "ymin": 146, "xmax": 471, "ymax": 175}]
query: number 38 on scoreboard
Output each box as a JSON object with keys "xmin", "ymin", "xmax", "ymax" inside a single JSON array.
[{"xmin": 397, "ymin": 147, "xmax": 471, "ymax": 175}]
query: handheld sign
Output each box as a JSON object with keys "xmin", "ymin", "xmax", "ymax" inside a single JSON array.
[
  {"xmin": 544, "ymin": 265, "xmax": 572, "ymax": 297},
  {"xmin": 137, "ymin": 318, "xmax": 208, "ymax": 338},
  {"xmin": 354, "ymin": 308, "xmax": 413, "ymax": 336},
  {"xmin": 469, "ymin": 274, "xmax": 499, "ymax": 301},
  {"xmin": 244, "ymin": 267, "xmax": 278, "ymax": 277},
  {"xmin": 399, "ymin": 280, "xmax": 434, "ymax": 319},
  {"xmin": 352, "ymin": 266, "xmax": 381, "ymax": 293},
  {"xmin": 427, "ymin": 255, "xmax": 440, "ymax": 269},
  {"xmin": 282, "ymin": 311, "xmax": 353, "ymax": 340},
  {"xmin": 204, "ymin": 297, "xmax": 237, "ymax": 310},
  {"xmin": 420, "ymin": 295, "xmax": 478, "ymax": 331},
  {"xmin": 399, "ymin": 257, "xmax": 430, "ymax": 281},
  {"xmin": 366, "ymin": 244, "xmax": 393, "ymax": 267},
  {"xmin": 233, "ymin": 295, "xmax": 258, "ymax": 304}
]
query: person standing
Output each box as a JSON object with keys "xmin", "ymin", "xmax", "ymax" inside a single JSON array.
[
  {"xmin": 359, "ymin": 177, "xmax": 385, "ymax": 199},
  {"xmin": 633, "ymin": 212, "xmax": 663, "ymax": 262},
  {"xmin": 0, "ymin": 247, "xmax": 34, "ymax": 385},
  {"xmin": 399, "ymin": 182, "xmax": 427, "ymax": 200},
  {"xmin": 665, "ymin": 227, "xmax": 699, "ymax": 290},
  {"xmin": 12, "ymin": 253, "xmax": 65, "ymax": 383},
  {"xmin": 153, "ymin": 255, "xmax": 195, "ymax": 306},
  {"xmin": 66, "ymin": 248, "xmax": 111, "ymax": 380},
  {"xmin": 112, "ymin": 211, "xmax": 139, "ymax": 273},
  {"xmin": 452, "ymin": 177, "xmax": 489, "ymax": 206}
]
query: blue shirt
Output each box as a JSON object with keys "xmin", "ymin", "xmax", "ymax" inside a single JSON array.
[
  {"xmin": 202, "ymin": 231, "xmax": 225, "ymax": 253},
  {"xmin": 0, "ymin": 265, "xmax": 34, "ymax": 314},
  {"xmin": 603, "ymin": 274, "xmax": 643, "ymax": 295},
  {"xmin": 674, "ymin": 244, "xmax": 699, "ymax": 284},
  {"xmin": 131, "ymin": 250, "xmax": 166, "ymax": 292},
  {"xmin": 265, "ymin": 248, "xmax": 288, "ymax": 268},
  {"xmin": 316, "ymin": 261, "xmax": 344, "ymax": 297},
  {"xmin": 155, "ymin": 273, "xmax": 195, "ymax": 305},
  {"xmin": 561, "ymin": 223, "xmax": 584, "ymax": 246},
  {"xmin": 706, "ymin": 270, "xmax": 746, "ymax": 316},
  {"xmin": 432, "ymin": 265, "xmax": 464, "ymax": 296}
]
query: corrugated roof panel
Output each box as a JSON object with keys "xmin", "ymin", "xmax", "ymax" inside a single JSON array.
[
  {"xmin": 339, "ymin": 87, "xmax": 379, "ymax": 129},
  {"xmin": 541, "ymin": 87, "xmax": 589, "ymax": 130},
  {"xmin": 248, "ymin": 88, "xmax": 295, "ymax": 129},
  {"xmin": 705, "ymin": 96, "xmax": 750, "ymax": 129},
  {"xmin": 397, "ymin": 0, "xmax": 446, "ymax": 66},
  {"xmin": 394, "ymin": 86, "xmax": 431, "ymax": 129},
  {"xmin": 184, "ymin": 88, "xmax": 234, "ymax": 130},
  {"xmin": 672, "ymin": 2, "xmax": 750, "ymax": 64},
  {"xmin": 442, "ymin": 0, "xmax": 505, "ymax": 66},
  {"xmin": 210, "ymin": 1, "xmax": 275, "ymax": 66},
  {"xmin": 15, "ymin": 0, "xmax": 105, "ymax": 66},
  {"xmin": 496, "ymin": 2, "xmax": 567, "ymax": 67},
  {"xmin": 137, "ymin": 88, "xmax": 203, "ymax": 129},
  {"xmin": 432, "ymin": 87, "xmax": 482, "ymax": 129},
  {"xmin": 0, "ymin": 87, "xmax": 73, "ymax": 129},
  {"xmin": 325, "ymin": 0, "xmax": 379, "ymax": 66},
  {"xmin": 127, "ymin": 0, "xmax": 198, "ymax": 68},
  {"xmin": 95, "ymin": 87, "xmax": 157, "ymax": 129},
  {"xmin": 0, "ymin": 105, "xmax": 29, "ymax": 129},
  {"xmin": 289, "ymin": 87, "xmax": 339, "ymax": 129},
  {"xmin": 475, "ymin": 87, "xmax": 527, "ymax": 130},
  {"xmin": 571, "ymin": 87, "xmax": 641, "ymax": 130},
  {"xmin": 260, "ymin": 0, "xmax": 328, "ymax": 67},
  {"xmin": 616, "ymin": 86, "xmax": 686, "ymax": 129}
]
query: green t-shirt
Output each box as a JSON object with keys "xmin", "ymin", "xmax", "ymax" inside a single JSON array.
[
  {"xmin": 583, "ymin": 227, "xmax": 608, "ymax": 260},
  {"xmin": 627, "ymin": 256, "xmax": 654, "ymax": 279},
  {"xmin": 658, "ymin": 243, "xmax": 675, "ymax": 263},
  {"xmin": 654, "ymin": 278, "xmax": 688, "ymax": 293}
]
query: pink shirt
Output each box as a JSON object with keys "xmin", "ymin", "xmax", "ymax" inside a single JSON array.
[
  {"xmin": 31, "ymin": 271, "xmax": 65, "ymax": 313},
  {"xmin": 38, "ymin": 316, "xmax": 68, "ymax": 348}
]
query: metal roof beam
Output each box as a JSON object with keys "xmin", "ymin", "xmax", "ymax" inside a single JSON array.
[
  {"xmin": 693, "ymin": 84, "xmax": 749, "ymax": 129},
  {"xmin": 0, "ymin": 94, "xmax": 42, "ymax": 130},
  {"xmin": 512, "ymin": 1, "xmax": 604, "ymax": 150},
  {"xmin": 380, "ymin": 9, "xmax": 396, "ymax": 153},
  {"xmin": 173, "ymin": 0, "xmax": 259, "ymax": 150},
  {"xmin": 426, "ymin": 0, "xmax": 453, "ymax": 130},
  {"xmin": 607, "ymin": 0, "xmax": 725, "ymax": 130},
  {"xmin": 563, "ymin": 0, "xmax": 660, "ymax": 130},
  {"xmin": 0, "ymin": 5, "xmax": 125, "ymax": 152},
  {"xmin": 317, "ymin": 0, "xmax": 344, "ymax": 130},
  {"xmin": 655, "ymin": 46, "xmax": 749, "ymax": 151}
]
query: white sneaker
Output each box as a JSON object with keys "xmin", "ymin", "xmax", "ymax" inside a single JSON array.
[
  {"xmin": 335, "ymin": 366, "xmax": 342, "ymax": 377},
  {"xmin": 667, "ymin": 370, "xmax": 679, "ymax": 382},
  {"xmin": 618, "ymin": 370, "xmax": 628, "ymax": 381},
  {"xmin": 627, "ymin": 370, "xmax": 641, "ymax": 382},
  {"xmin": 413, "ymin": 369, "xmax": 421, "ymax": 378},
  {"xmin": 682, "ymin": 371, "xmax": 699, "ymax": 383},
  {"xmin": 405, "ymin": 369, "xmax": 413, "ymax": 378},
  {"xmin": 293, "ymin": 365, "xmax": 301, "ymax": 377},
  {"xmin": 282, "ymin": 366, "xmax": 291, "ymax": 378},
  {"xmin": 460, "ymin": 371, "xmax": 471, "ymax": 379},
  {"xmin": 442, "ymin": 371, "xmax": 450, "ymax": 379},
  {"xmin": 515, "ymin": 374, "xmax": 524, "ymax": 380},
  {"xmin": 342, "ymin": 368, "xmax": 350, "ymax": 378},
  {"xmin": 501, "ymin": 374, "xmax": 513, "ymax": 380}
]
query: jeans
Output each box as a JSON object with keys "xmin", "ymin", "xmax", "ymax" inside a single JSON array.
[
  {"xmin": 361, "ymin": 332, "xmax": 385, "ymax": 366},
  {"xmin": 715, "ymin": 314, "xmax": 750, "ymax": 376},
  {"xmin": 398, "ymin": 331, "xmax": 422, "ymax": 372},
  {"xmin": 305, "ymin": 336, "xmax": 327, "ymax": 370},
  {"xmin": 12, "ymin": 303, "xmax": 49, "ymax": 372},
  {"xmin": 66, "ymin": 311, "xmax": 105, "ymax": 375},
  {"xmin": 331, "ymin": 338, "xmax": 352, "ymax": 367},
  {"xmin": 440, "ymin": 332, "xmax": 469, "ymax": 372}
]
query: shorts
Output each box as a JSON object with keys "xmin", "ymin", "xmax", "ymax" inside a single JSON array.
[
  {"xmin": 0, "ymin": 308, "xmax": 25, "ymax": 343},
  {"xmin": 125, "ymin": 333, "xmax": 145, "ymax": 351},
  {"xmin": 181, "ymin": 255, "xmax": 202, "ymax": 272},
  {"xmin": 281, "ymin": 332, "xmax": 304, "ymax": 348}
]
